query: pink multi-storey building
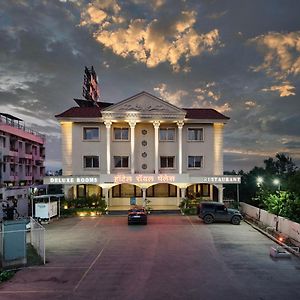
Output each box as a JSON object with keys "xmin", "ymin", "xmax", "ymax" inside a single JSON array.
[{"xmin": 0, "ymin": 113, "xmax": 45, "ymax": 208}]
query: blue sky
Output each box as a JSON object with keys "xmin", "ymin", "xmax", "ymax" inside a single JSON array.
[{"xmin": 0, "ymin": 0, "xmax": 300, "ymax": 171}]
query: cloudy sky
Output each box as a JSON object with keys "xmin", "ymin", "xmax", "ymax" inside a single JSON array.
[{"xmin": 1, "ymin": 0, "xmax": 300, "ymax": 171}]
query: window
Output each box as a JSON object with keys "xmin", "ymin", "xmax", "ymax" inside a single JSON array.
[
  {"xmin": 146, "ymin": 184, "xmax": 177, "ymax": 197},
  {"xmin": 83, "ymin": 127, "xmax": 99, "ymax": 140},
  {"xmin": 77, "ymin": 185, "xmax": 86, "ymax": 198},
  {"xmin": 83, "ymin": 156, "xmax": 99, "ymax": 168},
  {"xmin": 160, "ymin": 128, "xmax": 175, "ymax": 141},
  {"xmin": 112, "ymin": 184, "xmax": 142, "ymax": 198},
  {"xmin": 114, "ymin": 156, "xmax": 129, "ymax": 168},
  {"xmin": 188, "ymin": 156, "xmax": 203, "ymax": 168},
  {"xmin": 160, "ymin": 156, "xmax": 175, "ymax": 168},
  {"xmin": 187, "ymin": 184, "xmax": 210, "ymax": 197},
  {"xmin": 202, "ymin": 184, "xmax": 210, "ymax": 196},
  {"xmin": 114, "ymin": 128, "xmax": 129, "ymax": 141},
  {"xmin": 216, "ymin": 205, "xmax": 226, "ymax": 212},
  {"xmin": 188, "ymin": 128, "xmax": 203, "ymax": 141}
]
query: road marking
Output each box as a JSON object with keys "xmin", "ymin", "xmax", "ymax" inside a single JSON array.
[{"xmin": 73, "ymin": 238, "xmax": 111, "ymax": 292}]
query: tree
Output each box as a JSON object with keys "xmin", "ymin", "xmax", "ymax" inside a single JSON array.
[
  {"xmin": 287, "ymin": 170, "xmax": 300, "ymax": 197},
  {"xmin": 275, "ymin": 153, "xmax": 297, "ymax": 178},
  {"xmin": 264, "ymin": 157, "xmax": 277, "ymax": 175}
]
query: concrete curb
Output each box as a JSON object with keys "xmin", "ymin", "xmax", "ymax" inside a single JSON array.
[{"xmin": 244, "ymin": 219, "xmax": 300, "ymax": 258}]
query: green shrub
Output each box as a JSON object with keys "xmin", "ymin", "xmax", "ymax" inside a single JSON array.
[{"xmin": 0, "ymin": 270, "xmax": 15, "ymax": 282}]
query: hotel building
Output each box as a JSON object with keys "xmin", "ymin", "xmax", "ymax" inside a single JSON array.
[
  {"xmin": 52, "ymin": 91, "xmax": 239, "ymax": 211},
  {"xmin": 0, "ymin": 113, "xmax": 45, "ymax": 215}
]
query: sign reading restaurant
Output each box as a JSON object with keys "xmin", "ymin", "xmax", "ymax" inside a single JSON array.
[
  {"xmin": 44, "ymin": 175, "xmax": 241, "ymax": 185},
  {"xmin": 199, "ymin": 176, "xmax": 241, "ymax": 184}
]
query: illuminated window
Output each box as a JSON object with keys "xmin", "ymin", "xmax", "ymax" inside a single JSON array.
[
  {"xmin": 188, "ymin": 128, "xmax": 204, "ymax": 141},
  {"xmin": 77, "ymin": 185, "xmax": 86, "ymax": 198},
  {"xmin": 187, "ymin": 184, "xmax": 210, "ymax": 197},
  {"xmin": 83, "ymin": 156, "xmax": 99, "ymax": 168},
  {"xmin": 114, "ymin": 156, "xmax": 129, "ymax": 168},
  {"xmin": 114, "ymin": 128, "xmax": 129, "ymax": 140},
  {"xmin": 202, "ymin": 184, "xmax": 210, "ymax": 196},
  {"xmin": 146, "ymin": 184, "xmax": 177, "ymax": 197},
  {"xmin": 188, "ymin": 156, "xmax": 203, "ymax": 168},
  {"xmin": 112, "ymin": 184, "xmax": 142, "ymax": 198},
  {"xmin": 160, "ymin": 156, "xmax": 175, "ymax": 168},
  {"xmin": 160, "ymin": 128, "xmax": 175, "ymax": 141},
  {"xmin": 83, "ymin": 127, "xmax": 99, "ymax": 140}
]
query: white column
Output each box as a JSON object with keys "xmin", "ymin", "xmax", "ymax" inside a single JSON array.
[
  {"xmin": 181, "ymin": 188, "xmax": 186, "ymax": 199},
  {"xmin": 142, "ymin": 188, "xmax": 146, "ymax": 206},
  {"xmin": 128, "ymin": 121, "xmax": 136, "ymax": 174},
  {"xmin": 103, "ymin": 188, "xmax": 109, "ymax": 208},
  {"xmin": 153, "ymin": 121, "xmax": 160, "ymax": 174},
  {"xmin": 177, "ymin": 186, "xmax": 180, "ymax": 206},
  {"xmin": 177, "ymin": 121, "xmax": 184, "ymax": 174},
  {"xmin": 213, "ymin": 123, "xmax": 224, "ymax": 175},
  {"xmin": 217, "ymin": 185, "xmax": 223, "ymax": 203},
  {"xmin": 104, "ymin": 121, "xmax": 112, "ymax": 174}
]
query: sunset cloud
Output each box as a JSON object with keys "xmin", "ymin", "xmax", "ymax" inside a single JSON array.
[
  {"xmin": 262, "ymin": 82, "xmax": 296, "ymax": 97},
  {"xmin": 250, "ymin": 31, "xmax": 300, "ymax": 80},
  {"xmin": 80, "ymin": 1, "xmax": 220, "ymax": 71},
  {"xmin": 194, "ymin": 82, "xmax": 220, "ymax": 101},
  {"xmin": 154, "ymin": 83, "xmax": 188, "ymax": 106}
]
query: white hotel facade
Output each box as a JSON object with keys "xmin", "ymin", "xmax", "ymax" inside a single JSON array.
[{"xmin": 51, "ymin": 91, "xmax": 239, "ymax": 210}]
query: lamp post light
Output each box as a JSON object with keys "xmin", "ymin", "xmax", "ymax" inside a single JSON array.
[
  {"xmin": 257, "ymin": 177, "xmax": 263, "ymax": 187},
  {"xmin": 273, "ymin": 179, "xmax": 280, "ymax": 191}
]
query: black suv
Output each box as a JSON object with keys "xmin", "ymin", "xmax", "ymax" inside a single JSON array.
[{"xmin": 197, "ymin": 201, "xmax": 242, "ymax": 225}]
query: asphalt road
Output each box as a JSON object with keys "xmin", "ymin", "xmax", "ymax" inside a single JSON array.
[{"xmin": 0, "ymin": 215, "xmax": 300, "ymax": 300}]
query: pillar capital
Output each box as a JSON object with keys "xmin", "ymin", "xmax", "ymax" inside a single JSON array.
[
  {"xmin": 177, "ymin": 120, "xmax": 184, "ymax": 129},
  {"xmin": 104, "ymin": 120, "xmax": 112, "ymax": 128},
  {"xmin": 153, "ymin": 120, "xmax": 160, "ymax": 128},
  {"xmin": 128, "ymin": 120, "xmax": 137, "ymax": 128}
]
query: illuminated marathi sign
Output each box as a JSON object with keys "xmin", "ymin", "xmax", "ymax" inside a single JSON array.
[
  {"xmin": 199, "ymin": 176, "xmax": 241, "ymax": 184},
  {"xmin": 44, "ymin": 175, "xmax": 241, "ymax": 185},
  {"xmin": 114, "ymin": 174, "xmax": 176, "ymax": 184},
  {"xmin": 44, "ymin": 176, "xmax": 99, "ymax": 185}
]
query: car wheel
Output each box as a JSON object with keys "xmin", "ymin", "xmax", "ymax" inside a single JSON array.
[
  {"xmin": 231, "ymin": 216, "xmax": 241, "ymax": 225},
  {"xmin": 143, "ymin": 221, "xmax": 147, "ymax": 225},
  {"xmin": 203, "ymin": 214, "xmax": 214, "ymax": 224}
]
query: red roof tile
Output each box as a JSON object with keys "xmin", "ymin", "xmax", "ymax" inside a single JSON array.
[
  {"xmin": 184, "ymin": 108, "xmax": 230, "ymax": 120},
  {"xmin": 55, "ymin": 107, "xmax": 102, "ymax": 118}
]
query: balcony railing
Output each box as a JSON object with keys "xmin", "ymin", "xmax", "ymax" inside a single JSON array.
[{"xmin": 0, "ymin": 114, "xmax": 45, "ymax": 140}]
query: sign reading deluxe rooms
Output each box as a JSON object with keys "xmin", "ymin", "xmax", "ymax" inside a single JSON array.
[{"xmin": 44, "ymin": 175, "xmax": 241, "ymax": 185}]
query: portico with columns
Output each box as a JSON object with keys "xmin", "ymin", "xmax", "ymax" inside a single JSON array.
[{"xmin": 55, "ymin": 91, "xmax": 234, "ymax": 210}]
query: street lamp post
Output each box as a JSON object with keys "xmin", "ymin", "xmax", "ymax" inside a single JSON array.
[{"xmin": 273, "ymin": 179, "xmax": 280, "ymax": 191}]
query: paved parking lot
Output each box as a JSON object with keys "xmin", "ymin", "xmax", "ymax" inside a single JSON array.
[{"xmin": 0, "ymin": 215, "xmax": 300, "ymax": 300}]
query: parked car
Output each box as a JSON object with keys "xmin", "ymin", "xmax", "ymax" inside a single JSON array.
[
  {"xmin": 197, "ymin": 201, "xmax": 242, "ymax": 225},
  {"xmin": 128, "ymin": 206, "xmax": 148, "ymax": 225}
]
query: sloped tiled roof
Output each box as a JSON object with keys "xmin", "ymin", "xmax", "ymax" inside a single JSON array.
[
  {"xmin": 56, "ymin": 106, "xmax": 229, "ymax": 120},
  {"xmin": 55, "ymin": 107, "xmax": 102, "ymax": 118},
  {"xmin": 183, "ymin": 108, "xmax": 230, "ymax": 120}
]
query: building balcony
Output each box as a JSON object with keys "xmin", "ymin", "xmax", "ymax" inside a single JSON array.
[
  {"xmin": 25, "ymin": 153, "xmax": 32, "ymax": 159},
  {"xmin": 9, "ymin": 150, "xmax": 19, "ymax": 157}
]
